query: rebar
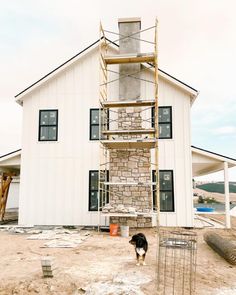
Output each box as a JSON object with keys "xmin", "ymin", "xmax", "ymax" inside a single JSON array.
[{"xmin": 157, "ymin": 230, "xmax": 197, "ymax": 295}]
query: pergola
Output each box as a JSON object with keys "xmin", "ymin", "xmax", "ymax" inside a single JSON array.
[{"xmin": 192, "ymin": 146, "xmax": 236, "ymax": 228}]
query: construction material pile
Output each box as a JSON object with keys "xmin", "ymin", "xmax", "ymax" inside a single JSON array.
[{"xmin": 102, "ymin": 204, "xmax": 136, "ymax": 214}]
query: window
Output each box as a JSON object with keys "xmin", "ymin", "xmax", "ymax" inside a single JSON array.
[
  {"xmin": 152, "ymin": 106, "xmax": 172, "ymax": 139},
  {"xmin": 89, "ymin": 170, "xmax": 109, "ymax": 211},
  {"xmin": 152, "ymin": 170, "xmax": 174, "ymax": 212},
  {"xmin": 90, "ymin": 109, "xmax": 99, "ymax": 140},
  {"xmin": 89, "ymin": 170, "xmax": 99, "ymax": 211},
  {"xmin": 89, "ymin": 109, "xmax": 109, "ymax": 140},
  {"xmin": 39, "ymin": 110, "xmax": 58, "ymax": 141}
]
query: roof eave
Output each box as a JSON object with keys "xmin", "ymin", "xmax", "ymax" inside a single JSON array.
[{"xmin": 191, "ymin": 146, "xmax": 236, "ymax": 165}]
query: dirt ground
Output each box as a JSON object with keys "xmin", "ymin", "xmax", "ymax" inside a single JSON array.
[{"xmin": 0, "ymin": 227, "xmax": 236, "ymax": 295}]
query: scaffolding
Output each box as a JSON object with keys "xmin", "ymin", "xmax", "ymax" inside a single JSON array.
[
  {"xmin": 97, "ymin": 19, "xmax": 197, "ymax": 295},
  {"xmin": 98, "ymin": 19, "xmax": 159, "ymax": 226}
]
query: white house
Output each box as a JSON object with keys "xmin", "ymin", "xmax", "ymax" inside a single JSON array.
[{"xmin": 1, "ymin": 18, "xmax": 235, "ymax": 228}]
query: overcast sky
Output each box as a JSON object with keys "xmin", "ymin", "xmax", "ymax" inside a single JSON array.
[{"xmin": 0, "ymin": 0, "xmax": 236, "ymax": 181}]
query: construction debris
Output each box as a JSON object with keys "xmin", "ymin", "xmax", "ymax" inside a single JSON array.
[
  {"xmin": 102, "ymin": 203, "xmax": 151, "ymax": 215},
  {"xmin": 204, "ymin": 232, "xmax": 236, "ymax": 265},
  {"xmin": 41, "ymin": 256, "xmax": 55, "ymax": 278},
  {"xmin": 27, "ymin": 229, "xmax": 90, "ymax": 248}
]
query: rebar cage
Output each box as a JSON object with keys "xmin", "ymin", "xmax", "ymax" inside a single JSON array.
[{"xmin": 157, "ymin": 230, "xmax": 197, "ymax": 295}]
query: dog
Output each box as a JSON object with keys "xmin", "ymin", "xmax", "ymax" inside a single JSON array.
[{"xmin": 129, "ymin": 233, "xmax": 148, "ymax": 266}]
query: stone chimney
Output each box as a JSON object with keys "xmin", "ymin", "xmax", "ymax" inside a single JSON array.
[{"xmin": 109, "ymin": 18, "xmax": 152, "ymax": 228}]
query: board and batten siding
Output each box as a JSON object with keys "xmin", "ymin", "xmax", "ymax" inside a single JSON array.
[
  {"xmin": 19, "ymin": 47, "xmax": 106, "ymax": 225},
  {"xmin": 152, "ymin": 76, "xmax": 193, "ymax": 227},
  {"xmin": 18, "ymin": 46, "xmax": 193, "ymax": 226}
]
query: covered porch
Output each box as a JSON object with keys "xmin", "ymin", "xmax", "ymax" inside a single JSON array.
[{"xmin": 192, "ymin": 146, "xmax": 236, "ymax": 228}]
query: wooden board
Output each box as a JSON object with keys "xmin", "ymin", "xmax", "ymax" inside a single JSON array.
[
  {"xmin": 103, "ymin": 182, "xmax": 156, "ymax": 186},
  {"xmin": 102, "ymin": 99, "xmax": 155, "ymax": 108},
  {"xmin": 104, "ymin": 53, "xmax": 155, "ymax": 64},
  {"xmin": 102, "ymin": 129, "xmax": 155, "ymax": 135},
  {"xmin": 101, "ymin": 213, "xmax": 137, "ymax": 217},
  {"xmin": 101, "ymin": 139, "xmax": 156, "ymax": 149}
]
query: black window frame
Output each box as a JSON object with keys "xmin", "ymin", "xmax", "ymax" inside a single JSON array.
[
  {"xmin": 89, "ymin": 109, "xmax": 99, "ymax": 141},
  {"xmin": 88, "ymin": 170, "xmax": 109, "ymax": 211},
  {"xmin": 38, "ymin": 109, "xmax": 58, "ymax": 142},
  {"xmin": 152, "ymin": 170, "xmax": 175, "ymax": 212},
  {"xmin": 89, "ymin": 108, "xmax": 109, "ymax": 141},
  {"xmin": 152, "ymin": 106, "xmax": 172, "ymax": 139}
]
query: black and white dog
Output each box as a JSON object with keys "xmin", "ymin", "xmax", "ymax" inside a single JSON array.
[{"xmin": 129, "ymin": 233, "xmax": 148, "ymax": 266}]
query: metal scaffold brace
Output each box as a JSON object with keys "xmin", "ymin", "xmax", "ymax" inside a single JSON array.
[{"xmin": 97, "ymin": 19, "xmax": 160, "ymax": 290}]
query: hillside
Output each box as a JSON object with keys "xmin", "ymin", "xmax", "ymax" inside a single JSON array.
[{"xmin": 196, "ymin": 182, "xmax": 236, "ymax": 194}]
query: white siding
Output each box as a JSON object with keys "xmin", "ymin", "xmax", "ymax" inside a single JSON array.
[
  {"xmin": 152, "ymin": 77, "xmax": 193, "ymax": 227},
  {"xmin": 19, "ymin": 48, "xmax": 106, "ymax": 225},
  {"xmin": 19, "ymin": 47, "xmax": 193, "ymax": 227}
]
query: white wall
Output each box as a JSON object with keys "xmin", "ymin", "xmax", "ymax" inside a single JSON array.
[
  {"xmin": 153, "ymin": 77, "xmax": 193, "ymax": 227},
  {"xmin": 19, "ymin": 47, "xmax": 104, "ymax": 225},
  {"xmin": 19, "ymin": 46, "xmax": 193, "ymax": 226}
]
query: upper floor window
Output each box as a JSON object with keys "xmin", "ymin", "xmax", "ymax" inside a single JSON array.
[
  {"xmin": 39, "ymin": 110, "xmax": 58, "ymax": 141},
  {"xmin": 152, "ymin": 170, "xmax": 175, "ymax": 212},
  {"xmin": 90, "ymin": 109, "xmax": 99, "ymax": 140},
  {"xmin": 152, "ymin": 106, "xmax": 172, "ymax": 139},
  {"xmin": 89, "ymin": 109, "xmax": 109, "ymax": 141}
]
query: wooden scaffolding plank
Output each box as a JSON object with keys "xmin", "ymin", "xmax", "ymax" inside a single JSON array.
[
  {"xmin": 101, "ymin": 139, "xmax": 156, "ymax": 149},
  {"xmin": 102, "ymin": 129, "xmax": 155, "ymax": 135},
  {"xmin": 102, "ymin": 99, "xmax": 155, "ymax": 108},
  {"xmin": 103, "ymin": 182, "xmax": 156, "ymax": 186},
  {"xmin": 101, "ymin": 213, "xmax": 137, "ymax": 217},
  {"xmin": 104, "ymin": 53, "xmax": 155, "ymax": 64},
  {"xmin": 101, "ymin": 212, "xmax": 154, "ymax": 217}
]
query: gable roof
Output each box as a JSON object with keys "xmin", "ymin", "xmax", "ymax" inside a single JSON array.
[{"xmin": 15, "ymin": 38, "xmax": 199, "ymax": 105}]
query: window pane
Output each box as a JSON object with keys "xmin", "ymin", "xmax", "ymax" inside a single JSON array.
[
  {"xmin": 159, "ymin": 108, "xmax": 171, "ymax": 123},
  {"xmin": 160, "ymin": 191, "xmax": 173, "ymax": 211},
  {"xmin": 40, "ymin": 126, "xmax": 48, "ymax": 140},
  {"xmin": 89, "ymin": 191, "xmax": 98, "ymax": 211},
  {"xmin": 90, "ymin": 171, "xmax": 98, "ymax": 190},
  {"xmin": 48, "ymin": 111, "xmax": 57, "ymax": 125},
  {"xmin": 91, "ymin": 126, "xmax": 99, "ymax": 139},
  {"xmin": 40, "ymin": 111, "xmax": 50, "ymax": 125},
  {"xmin": 159, "ymin": 124, "xmax": 171, "ymax": 138},
  {"xmin": 160, "ymin": 171, "xmax": 172, "ymax": 190},
  {"xmin": 48, "ymin": 126, "xmax": 57, "ymax": 140},
  {"xmin": 91, "ymin": 110, "xmax": 99, "ymax": 125}
]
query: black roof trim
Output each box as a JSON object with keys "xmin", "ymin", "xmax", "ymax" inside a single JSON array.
[
  {"xmin": 15, "ymin": 37, "xmax": 198, "ymax": 98},
  {"xmin": 0, "ymin": 149, "xmax": 21, "ymax": 159},
  {"xmin": 159, "ymin": 69, "xmax": 198, "ymax": 93},
  {"xmin": 15, "ymin": 39, "xmax": 101, "ymax": 98},
  {"xmin": 191, "ymin": 145, "xmax": 236, "ymax": 162}
]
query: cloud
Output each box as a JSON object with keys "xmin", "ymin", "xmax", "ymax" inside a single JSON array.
[{"xmin": 213, "ymin": 126, "xmax": 236, "ymax": 136}]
